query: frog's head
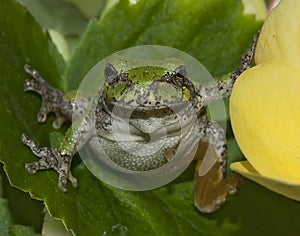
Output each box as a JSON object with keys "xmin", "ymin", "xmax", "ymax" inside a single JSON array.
[{"xmin": 102, "ymin": 63, "xmax": 192, "ymax": 113}]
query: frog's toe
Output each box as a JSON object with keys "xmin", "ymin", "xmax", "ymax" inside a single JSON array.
[
  {"xmin": 58, "ymin": 176, "xmax": 68, "ymax": 192},
  {"xmin": 21, "ymin": 133, "xmax": 32, "ymax": 146},
  {"xmin": 24, "ymin": 64, "xmax": 32, "ymax": 73},
  {"xmin": 227, "ymin": 173, "xmax": 246, "ymax": 195},
  {"xmin": 56, "ymin": 166, "xmax": 77, "ymax": 191},
  {"xmin": 37, "ymin": 109, "xmax": 48, "ymax": 123},
  {"xmin": 57, "ymin": 162, "xmax": 72, "ymax": 192},
  {"xmin": 25, "ymin": 162, "xmax": 38, "ymax": 174},
  {"xmin": 23, "ymin": 79, "xmax": 37, "ymax": 91},
  {"xmin": 37, "ymin": 101, "xmax": 66, "ymax": 127},
  {"xmin": 52, "ymin": 115, "xmax": 67, "ymax": 129},
  {"xmin": 24, "ymin": 64, "xmax": 45, "ymax": 83},
  {"xmin": 68, "ymin": 172, "xmax": 78, "ymax": 188}
]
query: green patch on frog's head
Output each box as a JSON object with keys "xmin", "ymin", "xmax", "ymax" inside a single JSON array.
[{"xmin": 103, "ymin": 63, "xmax": 191, "ymax": 110}]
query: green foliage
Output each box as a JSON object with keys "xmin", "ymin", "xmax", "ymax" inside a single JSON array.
[
  {"xmin": 0, "ymin": 172, "xmax": 39, "ymax": 236},
  {"xmin": 65, "ymin": 0, "xmax": 260, "ymax": 91}
]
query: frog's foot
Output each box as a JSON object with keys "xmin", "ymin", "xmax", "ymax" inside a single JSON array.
[
  {"xmin": 194, "ymin": 120, "xmax": 245, "ymax": 213},
  {"xmin": 21, "ymin": 133, "xmax": 77, "ymax": 192},
  {"xmin": 194, "ymin": 160, "xmax": 245, "ymax": 213},
  {"xmin": 24, "ymin": 65, "xmax": 68, "ymax": 129}
]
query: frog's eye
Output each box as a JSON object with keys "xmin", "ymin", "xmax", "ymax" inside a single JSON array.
[
  {"xmin": 104, "ymin": 63, "xmax": 119, "ymax": 84},
  {"xmin": 174, "ymin": 65, "xmax": 187, "ymax": 77}
]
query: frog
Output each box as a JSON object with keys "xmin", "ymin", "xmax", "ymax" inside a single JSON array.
[{"xmin": 21, "ymin": 34, "xmax": 258, "ymax": 213}]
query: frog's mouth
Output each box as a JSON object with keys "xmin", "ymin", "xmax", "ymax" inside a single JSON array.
[
  {"xmin": 105, "ymin": 99, "xmax": 193, "ymax": 119},
  {"xmin": 102, "ymin": 99, "xmax": 200, "ymax": 140}
]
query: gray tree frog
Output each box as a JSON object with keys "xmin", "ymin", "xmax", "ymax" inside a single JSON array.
[{"xmin": 21, "ymin": 34, "xmax": 258, "ymax": 213}]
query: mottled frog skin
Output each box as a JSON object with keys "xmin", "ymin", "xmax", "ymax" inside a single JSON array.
[{"xmin": 21, "ymin": 34, "xmax": 258, "ymax": 213}]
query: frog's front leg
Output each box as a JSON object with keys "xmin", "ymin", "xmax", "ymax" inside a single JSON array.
[
  {"xmin": 23, "ymin": 65, "xmax": 94, "ymax": 191},
  {"xmin": 22, "ymin": 110, "xmax": 95, "ymax": 192},
  {"xmin": 194, "ymin": 119, "xmax": 244, "ymax": 213}
]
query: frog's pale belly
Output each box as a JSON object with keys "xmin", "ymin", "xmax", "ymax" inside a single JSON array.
[
  {"xmin": 97, "ymin": 115, "xmax": 201, "ymax": 171},
  {"xmin": 99, "ymin": 138, "xmax": 174, "ymax": 171}
]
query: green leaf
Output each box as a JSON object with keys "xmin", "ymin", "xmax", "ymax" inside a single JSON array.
[
  {"xmin": 0, "ymin": 0, "xmax": 61, "ymax": 233},
  {"xmin": 64, "ymin": 0, "xmax": 261, "ymax": 91},
  {"xmin": 42, "ymin": 211, "xmax": 73, "ymax": 236},
  {"xmin": 16, "ymin": 0, "xmax": 88, "ymax": 60},
  {"xmin": 1, "ymin": 164, "xmax": 44, "ymax": 234},
  {"xmin": 44, "ymin": 164, "xmax": 238, "ymax": 235},
  {"xmin": 0, "ymin": 172, "xmax": 40, "ymax": 236},
  {"xmin": 2, "ymin": 0, "xmax": 300, "ymax": 236},
  {"xmin": 0, "ymin": 0, "xmax": 62, "ymax": 183},
  {"xmin": 0, "ymin": 0, "xmax": 63, "ymax": 189},
  {"xmin": 66, "ymin": 0, "xmax": 115, "ymax": 19}
]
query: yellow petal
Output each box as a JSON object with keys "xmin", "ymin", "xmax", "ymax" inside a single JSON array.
[
  {"xmin": 231, "ymin": 161, "xmax": 300, "ymax": 201},
  {"xmin": 242, "ymin": 0, "xmax": 267, "ymax": 21},
  {"xmin": 230, "ymin": 60, "xmax": 300, "ymax": 184},
  {"xmin": 255, "ymin": 0, "xmax": 300, "ymax": 68}
]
